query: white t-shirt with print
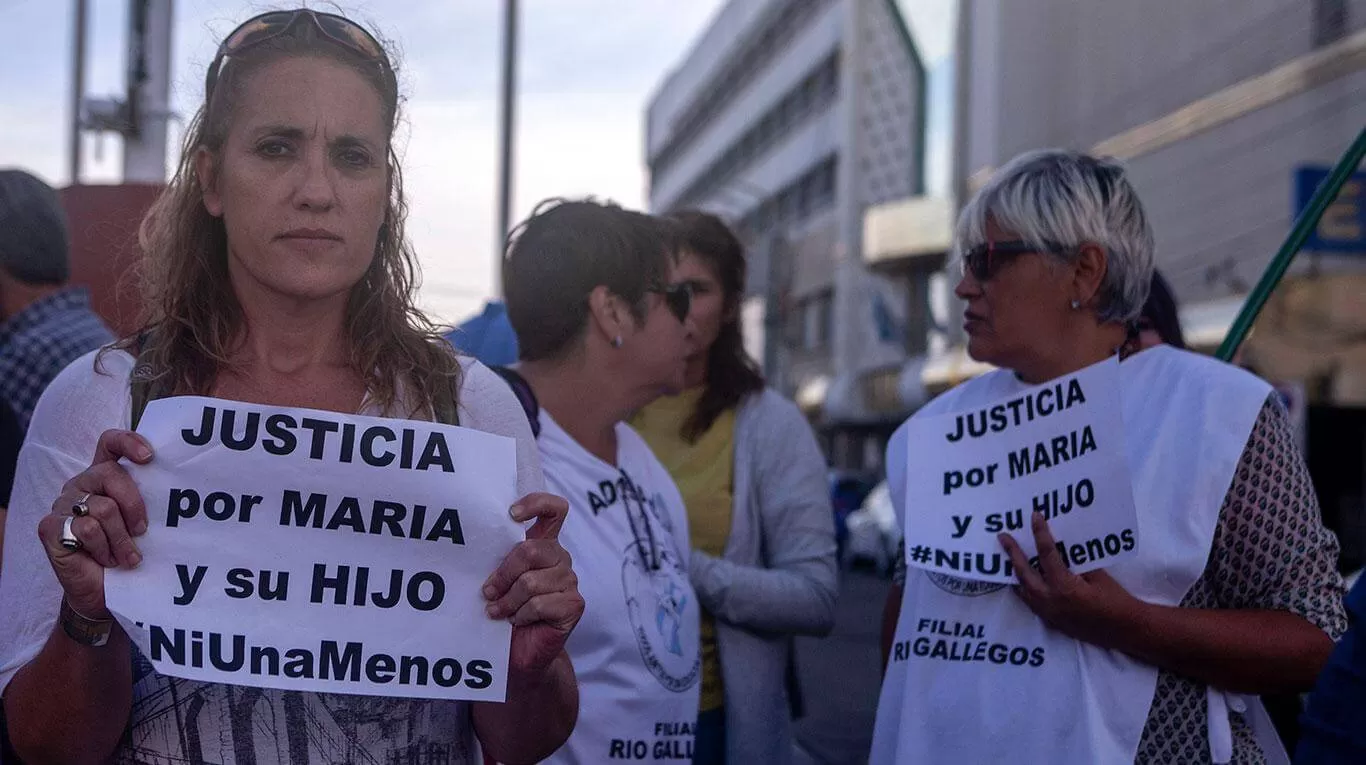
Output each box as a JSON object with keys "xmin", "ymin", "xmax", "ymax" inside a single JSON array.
[
  {"xmin": 0, "ymin": 349, "xmax": 545, "ymax": 765},
  {"xmin": 536, "ymin": 409, "xmax": 701, "ymax": 764}
]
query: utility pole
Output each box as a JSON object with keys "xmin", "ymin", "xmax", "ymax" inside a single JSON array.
[
  {"xmin": 494, "ymin": 0, "xmax": 519, "ymax": 293},
  {"xmin": 833, "ymin": 0, "xmax": 867, "ymax": 375},
  {"xmin": 69, "ymin": 0, "xmax": 89, "ymax": 185},
  {"xmin": 123, "ymin": 0, "xmax": 174, "ymax": 183}
]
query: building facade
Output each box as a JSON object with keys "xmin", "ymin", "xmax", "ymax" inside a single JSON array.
[
  {"xmin": 865, "ymin": 0, "xmax": 1366, "ymax": 561},
  {"xmin": 646, "ymin": 0, "xmax": 929, "ymax": 471}
]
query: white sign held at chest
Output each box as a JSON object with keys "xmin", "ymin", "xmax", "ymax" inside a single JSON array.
[
  {"xmin": 105, "ymin": 396, "xmax": 524, "ymax": 701},
  {"xmin": 902, "ymin": 357, "xmax": 1138, "ymax": 583}
]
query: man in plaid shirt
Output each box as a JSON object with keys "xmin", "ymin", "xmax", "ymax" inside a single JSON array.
[{"xmin": 0, "ymin": 169, "xmax": 113, "ymax": 430}]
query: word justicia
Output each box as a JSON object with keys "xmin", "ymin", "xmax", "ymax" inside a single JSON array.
[
  {"xmin": 181, "ymin": 405, "xmax": 455, "ymax": 472},
  {"xmin": 945, "ymin": 378, "xmax": 1087, "ymax": 442}
]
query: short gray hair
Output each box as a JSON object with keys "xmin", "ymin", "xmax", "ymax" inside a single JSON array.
[
  {"xmin": 955, "ymin": 149, "xmax": 1155, "ymax": 323},
  {"xmin": 0, "ymin": 169, "xmax": 70, "ymax": 285}
]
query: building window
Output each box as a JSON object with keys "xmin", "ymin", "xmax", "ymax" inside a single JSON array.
[
  {"xmin": 734, "ymin": 153, "xmax": 837, "ymax": 240},
  {"xmin": 650, "ymin": 0, "xmax": 835, "ymax": 179},
  {"xmin": 784, "ymin": 291, "xmax": 832, "ymax": 352},
  {"xmin": 671, "ymin": 51, "xmax": 841, "ymax": 211},
  {"xmin": 1314, "ymin": 0, "xmax": 1348, "ymax": 46},
  {"xmin": 800, "ymin": 290, "xmax": 834, "ymax": 351}
]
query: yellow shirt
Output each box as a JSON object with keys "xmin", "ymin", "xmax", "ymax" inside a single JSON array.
[{"xmin": 632, "ymin": 389, "xmax": 735, "ymax": 712}]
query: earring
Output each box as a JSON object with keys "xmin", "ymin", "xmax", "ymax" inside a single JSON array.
[
  {"xmin": 1070, "ymin": 300, "xmax": 1081, "ymax": 310},
  {"xmin": 611, "ymin": 335, "xmax": 623, "ymax": 348}
]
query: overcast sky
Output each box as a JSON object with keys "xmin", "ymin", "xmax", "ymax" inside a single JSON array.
[{"xmin": 0, "ymin": 0, "xmax": 956, "ymax": 324}]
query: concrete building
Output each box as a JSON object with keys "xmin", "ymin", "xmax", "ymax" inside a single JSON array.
[
  {"xmin": 645, "ymin": 0, "xmax": 929, "ymax": 470},
  {"xmin": 865, "ymin": 0, "xmax": 1366, "ymax": 560}
]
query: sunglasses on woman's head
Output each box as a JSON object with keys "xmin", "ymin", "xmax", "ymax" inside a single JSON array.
[
  {"xmin": 650, "ymin": 283, "xmax": 693, "ymax": 323},
  {"xmin": 206, "ymin": 10, "xmax": 395, "ymax": 101},
  {"xmin": 959, "ymin": 239, "xmax": 1067, "ymax": 282}
]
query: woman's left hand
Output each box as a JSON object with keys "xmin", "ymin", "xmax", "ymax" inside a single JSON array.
[
  {"xmin": 482, "ymin": 493, "xmax": 584, "ymax": 680},
  {"xmin": 999, "ymin": 512, "xmax": 1146, "ymax": 647}
]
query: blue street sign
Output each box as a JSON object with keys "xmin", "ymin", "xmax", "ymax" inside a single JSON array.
[{"xmin": 1295, "ymin": 165, "xmax": 1366, "ymax": 254}]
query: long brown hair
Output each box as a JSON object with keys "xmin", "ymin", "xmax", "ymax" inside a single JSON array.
[
  {"xmin": 667, "ymin": 211, "xmax": 765, "ymax": 442},
  {"xmin": 109, "ymin": 13, "xmax": 458, "ymax": 415}
]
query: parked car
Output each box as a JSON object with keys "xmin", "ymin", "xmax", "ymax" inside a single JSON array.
[
  {"xmin": 829, "ymin": 470, "xmax": 878, "ymax": 564},
  {"xmin": 844, "ymin": 480, "xmax": 899, "ymax": 576}
]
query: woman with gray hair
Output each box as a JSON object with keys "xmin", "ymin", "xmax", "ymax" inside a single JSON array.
[{"xmin": 873, "ymin": 149, "xmax": 1344, "ymax": 764}]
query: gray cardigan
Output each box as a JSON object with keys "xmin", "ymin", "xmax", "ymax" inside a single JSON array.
[{"xmin": 689, "ymin": 389, "xmax": 839, "ymax": 764}]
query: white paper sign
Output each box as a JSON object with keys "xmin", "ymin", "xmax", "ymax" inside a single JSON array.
[
  {"xmin": 105, "ymin": 396, "xmax": 523, "ymax": 701},
  {"xmin": 902, "ymin": 357, "xmax": 1138, "ymax": 583}
]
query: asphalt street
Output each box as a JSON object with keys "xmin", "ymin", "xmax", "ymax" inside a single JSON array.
[{"xmin": 793, "ymin": 568, "xmax": 892, "ymax": 765}]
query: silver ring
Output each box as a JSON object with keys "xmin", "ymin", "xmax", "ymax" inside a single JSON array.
[
  {"xmin": 72, "ymin": 492, "xmax": 92, "ymax": 517},
  {"xmin": 60, "ymin": 516, "xmax": 83, "ymax": 552}
]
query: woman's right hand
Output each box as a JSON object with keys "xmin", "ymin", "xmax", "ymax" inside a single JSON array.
[{"xmin": 36, "ymin": 429, "xmax": 154, "ymax": 618}]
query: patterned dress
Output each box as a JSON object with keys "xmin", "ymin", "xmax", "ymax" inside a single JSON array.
[{"xmin": 1133, "ymin": 396, "xmax": 1346, "ymax": 764}]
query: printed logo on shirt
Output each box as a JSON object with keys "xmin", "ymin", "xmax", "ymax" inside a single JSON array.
[
  {"xmin": 622, "ymin": 543, "xmax": 701, "ymax": 693},
  {"xmin": 925, "ymin": 571, "xmax": 1008, "ymax": 597},
  {"xmin": 587, "ymin": 475, "xmax": 677, "ymax": 535}
]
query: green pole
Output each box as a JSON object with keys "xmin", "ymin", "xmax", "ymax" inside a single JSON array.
[{"xmin": 1216, "ymin": 127, "xmax": 1366, "ymax": 362}]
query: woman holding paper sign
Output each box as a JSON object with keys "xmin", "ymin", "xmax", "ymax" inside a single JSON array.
[
  {"xmin": 873, "ymin": 149, "xmax": 1345, "ymax": 765},
  {"xmin": 0, "ymin": 10, "xmax": 582, "ymax": 765}
]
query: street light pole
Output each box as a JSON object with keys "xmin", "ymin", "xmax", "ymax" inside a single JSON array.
[
  {"xmin": 69, "ymin": 0, "xmax": 89, "ymax": 185},
  {"xmin": 494, "ymin": 0, "xmax": 519, "ymax": 295}
]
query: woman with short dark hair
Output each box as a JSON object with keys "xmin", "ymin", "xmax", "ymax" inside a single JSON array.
[
  {"xmin": 632, "ymin": 211, "xmax": 837, "ymax": 765},
  {"xmin": 502, "ymin": 198, "xmax": 704, "ymax": 764}
]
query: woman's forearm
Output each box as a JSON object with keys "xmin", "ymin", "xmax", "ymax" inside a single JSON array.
[
  {"xmin": 472, "ymin": 650, "xmax": 578, "ymax": 764},
  {"xmin": 691, "ymin": 552, "xmax": 837, "ymax": 636},
  {"xmin": 5, "ymin": 617, "xmax": 133, "ymax": 765},
  {"xmin": 1115, "ymin": 602, "xmax": 1333, "ymax": 694}
]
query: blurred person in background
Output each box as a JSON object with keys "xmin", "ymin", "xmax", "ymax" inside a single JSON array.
[
  {"xmin": 874, "ymin": 150, "xmax": 1344, "ymax": 764},
  {"xmin": 0, "ymin": 169, "xmax": 114, "ymax": 428},
  {"xmin": 1137, "ymin": 270, "xmax": 1185, "ymax": 350},
  {"xmin": 632, "ymin": 211, "xmax": 837, "ymax": 765},
  {"xmin": 0, "ymin": 401, "xmax": 18, "ymax": 559},
  {"xmin": 1297, "ymin": 574, "xmax": 1366, "ymax": 763},
  {"xmin": 501, "ymin": 199, "xmax": 703, "ymax": 764},
  {"xmin": 0, "ymin": 10, "xmax": 581, "ymax": 764}
]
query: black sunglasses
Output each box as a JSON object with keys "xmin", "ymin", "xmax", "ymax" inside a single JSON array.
[
  {"xmin": 650, "ymin": 283, "xmax": 693, "ymax": 324},
  {"xmin": 960, "ymin": 239, "xmax": 1068, "ymax": 282},
  {"xmin": 206, "ymin": 10, "xmax": 395, "ymax": 101}
]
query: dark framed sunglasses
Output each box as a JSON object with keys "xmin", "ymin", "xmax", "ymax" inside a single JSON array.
[
  {"xmin": 650, "ymin": 283, "xmax": 693, "ymax": 324},
  {"xmin": 206, "ymin": 10, "xmax": 395, "ymax": 100},
  {"xmin": 959, "ymin": 239, "xmax": 1067, "ymax": 282}
]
